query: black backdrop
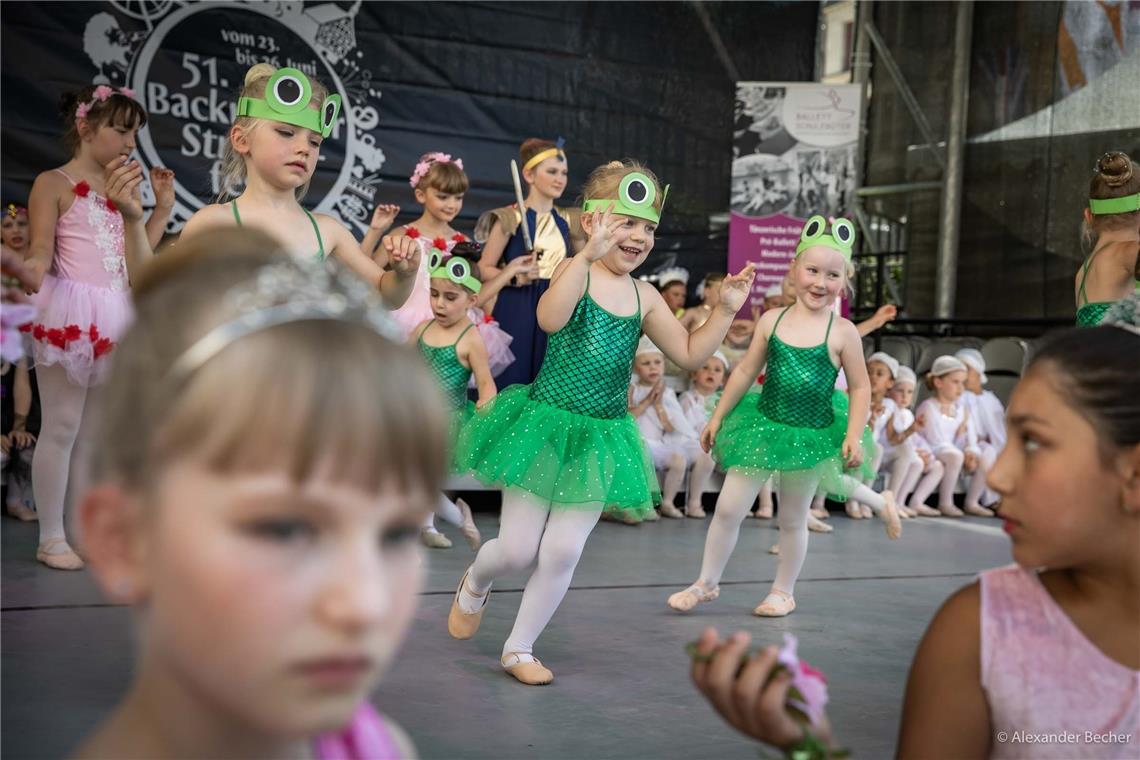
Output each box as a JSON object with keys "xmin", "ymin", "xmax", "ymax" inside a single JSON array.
[{"xmin": 0, "ymin": 0, "xmax": 816, "ymax": 288}]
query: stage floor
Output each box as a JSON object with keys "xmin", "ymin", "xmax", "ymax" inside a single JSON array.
[{"xmin": 2, "ymin": 503, "xmax": 1010, "ymax": 759}]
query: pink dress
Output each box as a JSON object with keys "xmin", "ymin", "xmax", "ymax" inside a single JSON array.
[
  {"xmin": 391, "ymin": 225, "xmax": 515, "ymax": 378},
  {"xmin": 313, "ymin": 703, "xmax": 405, "ymax": 760},
  {"xmin": 24, "ymin": 170, "xmax": 132, "ymax": 387},
  {"xmin": 981, "ymin": 564, "xmax": 1139, "ymax": 758}
]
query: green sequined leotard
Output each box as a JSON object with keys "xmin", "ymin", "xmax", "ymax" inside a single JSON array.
[
  {"xmin": 418, "ymin": 322, "xmax": 476, "ymax": 469},
  {"xmin": 1075, "ymin": 246, "xmax": 1118, "ymax": 327},
  {"xmin": 455, "ymin": 273, "xmax": 659, "ymax": 514},
  {"xmin": 713, "ymin": 308, "xmax": 874, "ymax": 499}
]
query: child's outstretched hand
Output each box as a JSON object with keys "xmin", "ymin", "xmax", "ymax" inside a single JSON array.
[
  {"xmin": 104, "ymin": 156, "xmax": 145, "ymax": 223},
  {"xmin": 384, "ymin": 235, "xmax": 421, "ymax": 275},
  {"xmin": 507, "ymin": 254, "xmax": 539, "ymax": 285},
  {"xmin": 717, "ymin": 262, "xmax": 757, "ymax": 315},
  {"xmin": 149, "ymin": 167, "xmax": 175, "ymax": 210},
  {"xmin": 583, "ymin": 204, "xmax": 631, "ymax": 262},
  {"xmin": 689, "ymin": 627, "xmax": 834, "ymax": 751},
  {"xmin": 370, "ymin": 203, "xmax": 400, "ymax": 232}
]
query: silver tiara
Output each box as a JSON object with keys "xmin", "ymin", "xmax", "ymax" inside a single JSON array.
[
  {"xmin": 1102, "ymin": 292, "xmax": 1140, "ymax": 336},
  {"xmin": 167, "ymin": 257, "xmax": 404, "ymax": 383}
]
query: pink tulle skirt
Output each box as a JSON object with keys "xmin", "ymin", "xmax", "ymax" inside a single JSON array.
[
  {"xmin": 26, "ymin": 274, "xmax": 132, "ymax": 387},
  {"xmin": 468, "ymin": 307, "xmax": 514, "ymax": 382}
]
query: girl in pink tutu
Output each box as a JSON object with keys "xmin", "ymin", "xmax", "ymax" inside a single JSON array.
[{"xmin": 23, "ymin": 84, "xmax": 174, "ymax": 569}]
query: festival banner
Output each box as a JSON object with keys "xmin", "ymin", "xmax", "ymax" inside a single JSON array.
[{"xmin": 728, "ymin": 83, "xmax": 860, "ymax": 312}]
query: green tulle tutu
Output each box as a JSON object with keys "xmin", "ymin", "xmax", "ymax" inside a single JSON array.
[
  {"xmin": 447, "ymin": 402, "xmax": 475, "ymax": 473},
  {"xmin": 455, "ymin": 385, "xmax": 660, "ymax": 515},
  {"xmin": 714, "ymin": 388, "xmax": 875, "ymax": 500}
]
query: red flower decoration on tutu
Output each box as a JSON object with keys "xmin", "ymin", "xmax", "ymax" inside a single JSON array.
[
  {"xmin": 89, "ymin": 324, "xmax": 100, "ymax": 343},
  {"xmin": 18, "ymin": 323, "xmax": 32, "ymax": 333},
  {"xmin": 73, "ymin": 181, "xmax": 91, "ymax": 198},
  {"xmin": 405, "ymin": 227, "xmax": 421, "ymax": 239},
  {"xmin": 32, "ymin": 325, "xmax": 46, "ymax": 340},
  {"xmin": 46, "ymin": 328, "xmax": 67, "ymax": 349},
  {"xmin": 432, "ymin": 237, "xmax": 448, "ymax": 251},
  {"xmin": 482, "ymin": 313, "xmax": 495, "ymax": 324},
  {"xmin": 452, "ymin": 233, "xmax": 467, "ymax": 243},
  {"xmin": 105, "ymin": 198, "xmax": 118, "ymax": 213},
  {"xmin": 63, "ymin": 324, "xmax": 82, "ymax": 343},
  {"xmin": 93, "ymin": 338, "xmax": 114, "ymax": 358}
]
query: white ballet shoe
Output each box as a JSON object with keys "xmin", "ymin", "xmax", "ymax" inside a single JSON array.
[
  {"xmin": 913, "ymin": 504, "xmax": 941, "ymax": 516},
  {"xmin": 753, "ymin": 589, "xmax": 796, "ymax": 617},
  {"xmin": 845, "ymin": 502, "xmax": 865, "ymax": 519},
  {"xmin": 963, "ymin": 503, "xmax": 995, "ymax": 517},
  {"xmin": 807, "ymin": 514, "xmax": 833, "ymax": 533},
  {"xmin": 36, "ymin": 539, "xmax": 84, "ymax": 571},
  {"xmin": 659, "ymin": 503, "xmax": 684, "ymax": 519},
  {"xmin": 939, "ymin": 504, "xmax": 965, "ymax": 518},
  {"xmin": 667, "ymin": 583, "xmax": 720, "ymax": 612},
  {"xmin": 754, "ymin": 503, "xmax": 773, "ymax": 519}
]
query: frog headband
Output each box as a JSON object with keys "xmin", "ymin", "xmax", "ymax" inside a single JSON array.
[
  {"xmin": 581, "ymin": 171, "xmax": 670, "ymax": 224},
  {"xmin": 428, "ymin": 249, "xmax": 481, "ymax": 293},
  {"xmin": 1089, "ymin": 193, "xmax": 1140, "ymax": 215},
  {"xmin": 523, "ymin": 137, "xmax": 567, "ymax": 172},
  {"xmin": 795, "ymin": 215, "xmax": 855, "ymax": 263},
  {"xmin": 237, "ymin": 67, "xmax": 342, "ymax": 139}
]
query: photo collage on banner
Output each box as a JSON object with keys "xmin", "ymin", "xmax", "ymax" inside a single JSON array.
[{"xmin": 728, "ymin": 82, "xmax": 860, "ymax": 314}]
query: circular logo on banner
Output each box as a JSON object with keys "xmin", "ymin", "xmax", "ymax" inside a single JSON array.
[
  {"xmin": 781, "ymin": 86, "xmax": 859, "ymax": 148},
  {"xmin": 85, "ymin": 1, "xmax": 386, "ymax": 232}
]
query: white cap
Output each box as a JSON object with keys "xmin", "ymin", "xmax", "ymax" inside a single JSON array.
[
  {"xmin": 895, "ymin": 366, "xmax": 917, "ymax": 387},
  {"xmin": 867, "ymin": 351, "xmax": 900, "ymax": 378},
  {"xmin": 929, "ymin": 355, "xmax": 968, "ymax": 377},
  {"xmin": 636, "ymin": 334, "xmax": 664, "ymax": 357},
  {"xmin": 708, "ymin": 350, "xmax": 729, "ymax": 370},
  {"xmin": 954, "ymin": 348, "xmax": 988, "ymax": 385}
]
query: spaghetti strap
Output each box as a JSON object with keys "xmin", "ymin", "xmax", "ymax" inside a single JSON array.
[
  {"xmin": 53, "ymin": 168, "xmax": 78, "ymax": 185},
  {"xmin": 303, "ymin": 207, "xmax": 325, "ymax": 260},
  {"xmin": 1077, "ymin": 248, "xmax": 1102, "ymax": 306},
  {"xmin": 455, "ymin": 322, "xmax": 476, "ymax": 344},
  {"xmin": 771, "ymin": 306, "xmax": 790, "ymax": 339},
  {"xmin": 230, "ymin": 200, "xmax": 242, "ymax": 226},
  {"xmin": 415, "ymin": 320, "xmax": 433, "ymax": 342},
  {"xmin": 824, "ymin": 311, "xmax": 834, "ymax": 342},
  {"xmin": 632, "ymin": 276, "xmax": 641, "ymax": 313}
]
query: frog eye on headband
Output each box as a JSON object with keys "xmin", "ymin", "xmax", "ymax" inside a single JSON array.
[
  {"xmin": 448, "ymin": 258, "xmax": 472, "ymax": 281},
  {"xmin": 428, "ymin": 248, "xmax": 445, "ymax": 270},
  {"xmin": 320, "ymin": 94, "xmax": 341, "ymax": 138},
  {"xmin": 799, "ymin": 215, "xmax": 827, "ymax": 246},
  {"xmin": 832, "ymin": 218, "xmax": 855, "ymax": 250},
  {"xmin": 265, "ymin": 68, "xmax": 312, "ymax": 114},
  {"xmin": 619, "ymin": 172, "xmax": 657, "ymax": 210}
]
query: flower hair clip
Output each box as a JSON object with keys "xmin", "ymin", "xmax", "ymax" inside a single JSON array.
[
  {"xmin": 409, "ymin": 152, "xmax": 464, "ymax": 188},
  {"xmin": 75, "ymin": 85, "xmax": 136, "ymax": 121},
  {"xmin": 167, "ymin": 257, "xmax": 403, "ymax": 384}
]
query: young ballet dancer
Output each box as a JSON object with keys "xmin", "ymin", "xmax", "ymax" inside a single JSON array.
[
  {"xmin": 690, "ymin": 323, "xmax": 1139, "ymax": 759},
  {"xmin": 845, "ymin": 351, "xmax": 900, "ymax": 520},
  {"xmin": 915, "ymin": 356, "xmax": 995, "ymax": 517},
  {"xmin": 109, "ymin": 64, "xmax": 420, "ymax": 309},
  {"xmin": 412, "ymin": 244, "xmax": 492, "ymax": 550},
  {"xmin": 629, "ymin": 336, "xmax": 715, "ymax": 518},
  {"xmin": 449, "ymin": 160, "xmax": 755, "ymax": 684},
  {"xmin": 886, "ymin": 366, "xmax": 943, "ymax": 517},
  {"xmin": 956, "ymin": 348, "xmax": 1005, "ymax": 509},
  {"xmin": 668, "ymin": 215, "xmax": 900, "ymax": 619},
  {"xmin": 74, "ymin": 228, "xmax": 443, "ymax": 759},
  {"xmin": 1075, "ymin": 151, "xmax": 1139, "ymax": 326},
  {"xmin": 477, "ymin": 137, "xmax": 583, "ymax": 386},
  {"xmin": 23, "ymin": 84, "xmax": 174, "ymax": 569}
]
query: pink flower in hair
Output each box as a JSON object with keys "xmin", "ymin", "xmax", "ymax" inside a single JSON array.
[
  {"xmin": 776, "ymin": 633, "xmax": 829, "ymax": 725},
  {"xmin": 75, "ymin": 103, "xmax": 91, "ymax": 120},
  {"xmin": 92, "ymin": 85, "xmax": 114, "ymax": 101},
  {"xmin": 118, "ymin": 87, "xmax": 135, "ymax": 99},
  {"xmin": 408, "ymin": 152, "xmax": 464, "ymax": 188}
]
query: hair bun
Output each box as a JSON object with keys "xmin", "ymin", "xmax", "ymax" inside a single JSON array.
[
  {"xmin": 1096, "ymin": 152, "xmax": 1134, "ymax": 188},
  {"xmin": 605, "ymin": 160, "xmax": 624, "ymax": 170},
  {"xmin": 449, "ymin": 241, "xmax": 483, "ymax": 261},
  {"xmin": 244, "ymin": 63, "xmax": 277, "ymax": 87}
]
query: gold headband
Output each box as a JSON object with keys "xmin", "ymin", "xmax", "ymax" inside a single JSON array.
[{"xmin": 523, "ymin": 147, "xmax": 566, "ymax": 172}]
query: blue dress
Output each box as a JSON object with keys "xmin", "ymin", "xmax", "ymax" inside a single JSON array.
[{"xmin": 491, "ymin": 206, "xmax": 573, "ymax": 387}]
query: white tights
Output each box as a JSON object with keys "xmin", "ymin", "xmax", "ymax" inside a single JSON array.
[
  {"xmin": 462, "ymin": 489, "xmax": 601, "ymax": 657},
  {"xmin": 31, "ymin": 365, "xmax": 95, "ymax": 546},
  {"xmin": 423, "ymin": 494, "xmax": 465, "ymax": 531},
  {"xmin": 695, "ymin": 469, "xmax": 891, "ymax": 597},
  {"xmin": 905, "ymin": 458, "xmax": 946, "ymax": 509}
]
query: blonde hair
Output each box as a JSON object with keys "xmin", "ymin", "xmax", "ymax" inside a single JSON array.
[
  {"xmin": 90, "ymin": 228, "xmax": 448, "ymax": 496},
  {"xmin": 580, "ymin": 160, "xmax": 664, "ymax": 216},
  {"xmin": 215, "ymin": 64, "xmax": 331, "ymax": 203}
]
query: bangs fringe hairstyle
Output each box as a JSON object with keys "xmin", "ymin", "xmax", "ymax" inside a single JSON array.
[
  {"xmin": 216, "ymin": 63, "xmax": 331, "ymax": 203},
  {"xmin": 60, "ymin": 87, "xmax": 148, "ymax": 154},
  {"xmin": 580, "ymin": 160, "xmax": 664, "ymax": 216},
  {"xmin": 89, "ymin": 228, "xmax": 448, "ymax": 497},
  {"xmin": 414, "ymin": 153, "xmax": 469, "ymax": 195}
]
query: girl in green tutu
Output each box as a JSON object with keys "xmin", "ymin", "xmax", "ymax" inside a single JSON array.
[
  {"xmin": 411, "ymin": 242, "xmax": 496, "ymax": 551},
  {"xmin": 447, "ymin": 160, "xmax": 756, "ymax": 685},
  {"xmin": 668, "ymin": 215, "xmax": 901, "ymax": 619}
]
